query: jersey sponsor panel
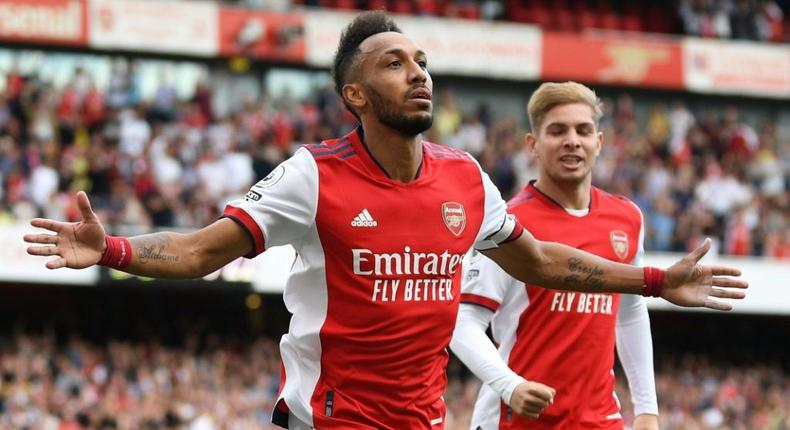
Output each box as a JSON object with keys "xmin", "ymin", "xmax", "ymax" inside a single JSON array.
[
  {"xmin": 463, "ymin": 183, "xmax": 643, "ymax": 429},
  {"xmin": 228, "ymin": 129, "xmax": 517, "ymax": 429}
]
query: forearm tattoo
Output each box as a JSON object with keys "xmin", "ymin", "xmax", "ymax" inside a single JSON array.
[
  {"xmin": 133, "ymin": 236, "xmax": 180, "ymax": 264},
  {"xmin": 558, "ymin": 257, "xmax": 606, "ymax": 289}
]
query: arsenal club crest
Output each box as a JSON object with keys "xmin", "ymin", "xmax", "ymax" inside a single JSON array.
[
  {"xmin": 442, "ymin": 202, "xmax": 466, "ymax": 237},
  {"xmin": 610, "ymin": 230, "xmax": 629, "ymax": 261}
]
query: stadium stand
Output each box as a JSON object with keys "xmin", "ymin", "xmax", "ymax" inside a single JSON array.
[
  {"xmin": 228, "ymin": 0, "xmax": 790, "ymax": 42},
  {"xmin": 0, "ymin": 63, "xmax": 786, "ymax": 257}
]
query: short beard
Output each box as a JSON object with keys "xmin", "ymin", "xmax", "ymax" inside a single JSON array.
[{"xmin": 365, "ymin": 83, "xmax": 433, "ymax": 136}]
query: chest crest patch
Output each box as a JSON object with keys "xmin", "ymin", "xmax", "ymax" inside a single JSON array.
[
  {"xmin": 442, "ymin": 202, "xmax": 466, "ymax": 237},
  {"xmin": 610, "ymin": 230, "xmax": 629, "ymax": 261}
]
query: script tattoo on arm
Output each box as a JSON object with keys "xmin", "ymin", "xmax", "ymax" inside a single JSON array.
[
  {"xmin": 134, "ymin": 236, "xmax": 180, "ymax": 264},
  {"xmin": 562, "ymin": 257, "xmax": 606, "ymax": 289}
]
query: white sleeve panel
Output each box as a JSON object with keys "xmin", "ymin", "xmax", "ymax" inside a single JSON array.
[
  {"xmin": 629, "ymin": 202, "xmax": 646, "ymax": 267},
  {"xmin": 450, "ymin": 303, "xmax": 526, "ymax": 405},
  {"xmin": 472, "ymin": 160, "xmax": 522, "ymax": 251},
  {"xmin": 616, "ymin": 294, "xmax": 658, "ymax": 416},
  {"xmin": 616, "ymin": 208, "xmax": 658, "ymax": 416},
  {"xmin": 222, "ymin": 148, "xmax": 318, "ymax": 256},
  {"xmin": 460, "ymin": 250, "xmax": 518, "ymax": 309}
]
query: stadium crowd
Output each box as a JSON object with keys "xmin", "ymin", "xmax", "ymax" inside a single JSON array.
[
  {"xmin": 0, "ymin": 64, "xmax": 787, "ymax": 258},
  {"xmin": 1, "ymin": 330, "xmax": 789, "ymax": 430}
]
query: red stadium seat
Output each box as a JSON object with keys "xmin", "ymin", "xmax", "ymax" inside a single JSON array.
[
  {"xmin": 578, "ymin": 10, "xmax": 598, "ymax": 30},
  {"xmin": 392, "ymin": 0, "xmax": 413, "ymax": 14},
  {"xmin": 415, "ymin": 0, "xmax": 440, "ymax": 16},
  {"xmin": 368, "ymin": 0, "xmax": 387, "ymax": 10},
  {"xmin": 336, "ymin": 0, "xmax": 358, "ymax": 10},
  {"xmin": 597, "ymin": 12, "xmax": 621, "ymax": 30},
  {"xmin": 457, "ymin": 4, "xmax": 481, "ymax": 20},
  {"xmin": 529, "ymin": 6, "xmax": 552, "ymax": 27},
  {"xmin": 622, "ymin": 14, "xmax": 643, "ymax": 32},
  {"xmin": 508, "ymin": 6, "xmax": 531, "ymax": 23},
  {"xmin": 553, "ymin": 8, "xmax": 577, "ymax": 32}
]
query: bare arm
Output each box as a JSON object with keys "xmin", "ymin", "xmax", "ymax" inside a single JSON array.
[
  {"xmin": 482, "ymin": 229, "xmax": 747, "ymax": 310},
  {"xmin": 25, "ymin": 191, "xmax": 252, "ymax": 278},
  {"xmin": 482, "ymin": 229, "xmax": 643, "ymax": 293},
  {"xmin": 124, "ymin": 218, "xmax": 251, "ymax": 278}
]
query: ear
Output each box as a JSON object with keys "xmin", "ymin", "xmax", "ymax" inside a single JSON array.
[
  {"xmin": 594, "ymin": 130, "xmax": 603, "ymax": 157},
  {"xmin": 526, "ymin": 132, "xmax": 538, "ymax": 156},
  {"xmin": 342, "ymin": 83, "xmax": 366, "ymax": 112}
]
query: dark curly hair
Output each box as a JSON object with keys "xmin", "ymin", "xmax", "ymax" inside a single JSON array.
[{"xmin": 332, "ymin": 11, "xmax": 401, "ymax": 117}]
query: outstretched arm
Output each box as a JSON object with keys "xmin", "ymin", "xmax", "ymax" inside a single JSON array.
[
  {"xmin": 482, "ymin": 229, "xmax": 747, "ymax": 310},
  {"xmin": 25, "ymin": 191, "xmax": 252, "ymax": 278}
]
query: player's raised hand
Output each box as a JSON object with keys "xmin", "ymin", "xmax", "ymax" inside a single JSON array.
[
  {"xmin": 509, "ymin": 380, "xmax": 555, "ymax": 419},
  {"xmin": 660, "ymin": 238, "xmax": 748, "ymax": 310},
  {"xmin": 24, "ymin": 191, "xmax": 106, "ymax": 269}
]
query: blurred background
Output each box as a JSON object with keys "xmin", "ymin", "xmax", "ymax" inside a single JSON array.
[{"xmin": 0, "ymin": 0, "xmax": 788, "ymax": 429}]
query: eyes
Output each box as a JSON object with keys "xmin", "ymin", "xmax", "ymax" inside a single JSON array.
[
  {"xmin": 387, "ymin": 59, "xmax": 428, "ymax": 70},
  {"xmin": 547, "ymin": 126, "xmax": 595, "ymax": 137}
]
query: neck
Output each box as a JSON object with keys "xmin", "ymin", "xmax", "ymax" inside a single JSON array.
[
  {"xmin": 534, "ymin": 176, "xmax": 592, "ymax": 210},
  {"xmin": 359, "ymin": 121, "xmax": 423, "ymax": 183}
]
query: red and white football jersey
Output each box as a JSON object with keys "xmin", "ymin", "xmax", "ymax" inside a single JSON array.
[
  {"xmin": 461, "ymin": 182, "xmax": 644, "ymax": 430},
  {"xmin": 223, "ymin": 129, "xmax": 520, "ymax": 429}
]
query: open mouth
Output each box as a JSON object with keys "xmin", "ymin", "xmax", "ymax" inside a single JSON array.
[
  {"xmin": 559, "ymin": 155, "xmax": 583, "ymax": 168},
  {"xmin": 409, "ymin": 88, "xmax": 432, "ymax": 101}
]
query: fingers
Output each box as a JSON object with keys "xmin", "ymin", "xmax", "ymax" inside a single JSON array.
[
  {"xmin": 45, "ymin": 257, "xmax": 68, "ymax": 270},
  {"xmin": 527, "ymin": 385, "xmax": 555, "ymax": 403},
  {"xmin": 76, "ymin": 191, "xmax": 99, "ymax": 223},
  {"xmin": 709, "ymin": 287, "xmax": 746, "ymax": 300},
  {"xmin": 712, "ymin": 276, "xmax": 749, "ymax": 290},
  {"xmin": 709, "ymin": 266, "xmax": 743, "ymax": 277},
  {"xmin": 27, "ymin": 245, "xmax": 61, "ymax": 257},
  {"xmin": 23, "ymin": 233, "xmax": 58, "ymax": 245},
  {"xmin": 514, "ymin": 383, "xmax": 555, "ymax": 419},
  {"xmin": 30, "ymin": 218, "xmax": 64, "ymax": 233},
  {"xmin": 704, "ymin": 299, "xmax": 733, "ymax": 311},
  {"xmin": 687, "ymin": 237, "xmax": 712, "ymax": 263}
]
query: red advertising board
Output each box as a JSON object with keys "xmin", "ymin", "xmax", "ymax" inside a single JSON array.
[
  {"xmin": 219, "ymin": 8, "xmax": 305, "ymax": 63},
  {"xmin": 542, "ymin": 32, "xmax": 684, "ymax": 90},
  {"xmin": 0, "ymin": 0, "xmax": 87, "ymax": 46}
]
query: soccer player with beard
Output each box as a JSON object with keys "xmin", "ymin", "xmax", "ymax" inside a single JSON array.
[
  {"xmin": 450, "ymin": 82, "xmax": 659, "ymax": 430},
  {"xmin": 26, "ymin": 12, "xmax": 746, "ymax": 430}
]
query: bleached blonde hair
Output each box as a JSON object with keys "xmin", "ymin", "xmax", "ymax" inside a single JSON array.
[{"xmin": 527, "ymin": 82, "xmax": 603, "ymax": 133}]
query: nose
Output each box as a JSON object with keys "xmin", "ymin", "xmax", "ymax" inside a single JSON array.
[
  {"xmin": 563, "ymin": 129, "xmax": 581, "ymax": 148},
  {"xmin": 408, "ymin": 60, "xmax": 428, "ymax": 84}
]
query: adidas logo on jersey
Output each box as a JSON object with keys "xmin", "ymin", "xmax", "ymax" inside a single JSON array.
[{"xmin": 351, "ymin": 209, "xmax": 378, "ymax": 227}]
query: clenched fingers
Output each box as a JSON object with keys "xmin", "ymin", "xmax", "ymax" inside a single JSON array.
[{"xmin": 528, "ymin": 386, "xmax": 556, "ymax": 402}]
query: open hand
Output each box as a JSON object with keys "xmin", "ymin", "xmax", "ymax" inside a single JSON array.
[
  {"xmin": 24, "ymin": 191, "xmax": 106, "ymax": 269},
  {"xmin": 661, "ymin": 238, "xmax": 748, "ymax": 311}
]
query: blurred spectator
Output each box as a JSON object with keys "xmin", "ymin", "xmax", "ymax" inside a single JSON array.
[
  {"xmin": 4, "ymin": 329, "xmax": 788, "ymax": 430},
  {"xmin": 0, "ymin": 60, "xmax": 787, "ymax": 259}
]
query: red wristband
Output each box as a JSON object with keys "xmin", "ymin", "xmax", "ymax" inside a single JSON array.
[
  {"xmin": 98, "ymin": 236, "xmax": 132, "ymax": 270},
  {"xmin": 642, "ymin": 266, "xmax": 665, "ymax": 297}
]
